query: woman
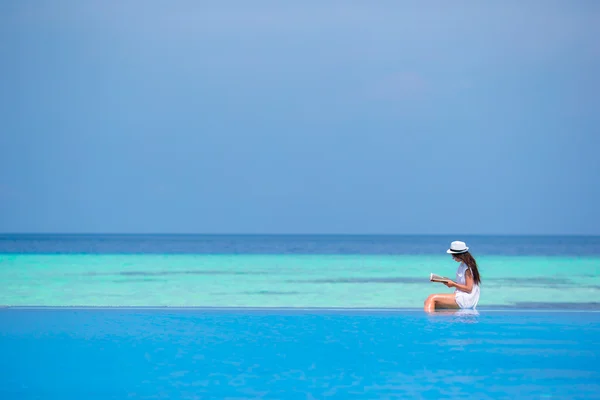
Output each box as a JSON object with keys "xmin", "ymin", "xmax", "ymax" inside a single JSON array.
[{"xmin": 424, "ymin": 241, "xmax": 481, "ymax": 312}]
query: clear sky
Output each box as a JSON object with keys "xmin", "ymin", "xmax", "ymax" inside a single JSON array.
[{"xmin": 1, "ymin": 1, "xmax": 599, "ymax": 235}]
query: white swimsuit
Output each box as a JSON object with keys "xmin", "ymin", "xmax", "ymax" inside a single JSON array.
[{"xmin": 454, "ymin": 262, "xmax": 480, "ymax": 309}]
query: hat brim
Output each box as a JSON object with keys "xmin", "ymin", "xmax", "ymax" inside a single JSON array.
[{"xmin": 447, "ymin": 248, "xmax": 468, "ymax": 254}]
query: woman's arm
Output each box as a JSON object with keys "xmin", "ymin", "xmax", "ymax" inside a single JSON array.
[{"xmin": 444, "ymin": 269, "xmax": 474, "ymax": 293}]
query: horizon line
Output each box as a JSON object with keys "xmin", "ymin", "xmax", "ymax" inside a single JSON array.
[{"xmin": 1, "ymin": 232, "xmax": 599, "ymax": 237}]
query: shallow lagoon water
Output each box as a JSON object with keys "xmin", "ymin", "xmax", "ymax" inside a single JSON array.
[
  {"xmin": 1, "ymin": 235, "xmax": 599, "ymax": 398},
  {"xmin": 1, "ymin": 235, "xmax": 599, "ymax": 308}
]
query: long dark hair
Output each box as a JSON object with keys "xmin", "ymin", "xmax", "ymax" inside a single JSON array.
[{"xmin": 454, "ymin": 252, "xmax": 481, "ymax": 285}]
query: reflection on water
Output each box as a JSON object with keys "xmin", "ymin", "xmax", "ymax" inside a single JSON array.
[
  {"xmin": 425, "ymin": 308, "xmax": 481, "ymax": 326},
  {"xmin": 430, "ymin": 308, "xmax": 480, "ymax": 317},
  {"xmin": 429, "ymin": 308, "xmax": 480, "ymax": 316}
]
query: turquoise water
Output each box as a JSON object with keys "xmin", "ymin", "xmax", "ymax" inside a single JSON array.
[
  {"xmin": 2, "ymin": 252, "xmax": 599, "ymax": 308},
  {"xmin": 2, "ymin": 235, "xmax": 599, "ymax": 308},
  {"xmin": 2, "ymin": 308, "xmax": 599, "ymax": 399},
  {"xmin": 2, "ymin": 236, "xmax": 600, "ymax": 398}
]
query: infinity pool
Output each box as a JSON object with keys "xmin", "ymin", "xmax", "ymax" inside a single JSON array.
[{"xmin": 1, "ymin": 308, "xmax": 599, "ymax": 399}]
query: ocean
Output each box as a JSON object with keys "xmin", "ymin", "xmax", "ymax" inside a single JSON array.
[
  {"xmin": 2, "ymin": 234, "xmax": 600, "ymax": 398},
  {"xmin": 1, "ymin": 234, "xmax": 599, "ymax": 308}
]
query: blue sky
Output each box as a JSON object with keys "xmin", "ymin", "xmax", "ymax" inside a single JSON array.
[{"xmin": 1, "ymin": 1, "xmax": 599, "ymax": 234}]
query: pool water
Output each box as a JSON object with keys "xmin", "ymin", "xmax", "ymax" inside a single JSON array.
[{"xmin": 1, "ymin": 308, "xmax": 599, "ymax": 399}]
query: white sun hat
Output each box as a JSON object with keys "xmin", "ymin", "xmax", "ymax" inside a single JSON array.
[{"xmin": 446, "ymin": 240, "xmax": 469, "ymax": 254}]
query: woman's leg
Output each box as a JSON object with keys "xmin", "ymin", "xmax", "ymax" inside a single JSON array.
[{"xmin": 424, "ymin": 293, "xmax": 459, "ymax": 312}]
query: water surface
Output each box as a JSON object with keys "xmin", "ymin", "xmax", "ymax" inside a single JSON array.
[
  {"xmin": 1, "ymin": 308, "xmax": 598, "ymax": 399},
  {"xmin": 1, "ymin": 235, "xmax": 599, "ymax": 308}
]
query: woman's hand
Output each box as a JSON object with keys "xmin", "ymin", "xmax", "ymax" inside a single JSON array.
[{"xmin": 444, "ymin": 280, "xmax": 456, "ymax": 288}]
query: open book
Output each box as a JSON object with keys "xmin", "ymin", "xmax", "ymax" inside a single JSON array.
[{"xmin": 430, "ymin": 273, "xmax": 451, "ymax": 283}]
